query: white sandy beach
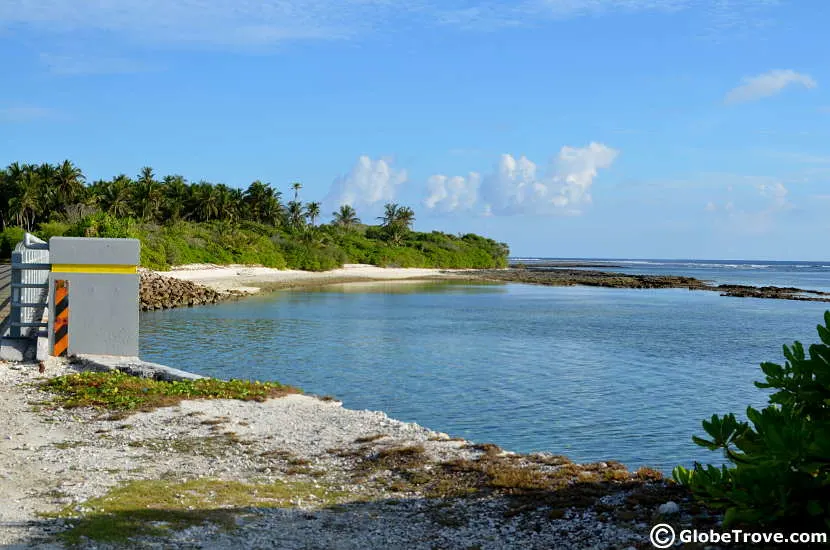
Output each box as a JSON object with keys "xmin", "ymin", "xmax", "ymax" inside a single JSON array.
[{"xmin": 153, "ymin": 263, "xmax": 461, "ymax": 294}]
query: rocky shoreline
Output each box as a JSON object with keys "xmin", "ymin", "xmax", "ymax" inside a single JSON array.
[
  {"xmin": 139, "ymin": 270, "xmax": 244, "ymax": 311},
  {"xmin": 459, "ymin": 267, "xmax": 830, "ymax": 303},
  {"xmin": 0, "ymin": 359, "xmax": 730, "ymax": 550},
  {"xmin": 136, "ymin": 264, "xmax": 830, "ymax": 314}
]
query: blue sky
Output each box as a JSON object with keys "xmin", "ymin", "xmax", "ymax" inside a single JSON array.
[{"xmin": 1, "ymin": 0, "xmax": 828, "ymax": 260}]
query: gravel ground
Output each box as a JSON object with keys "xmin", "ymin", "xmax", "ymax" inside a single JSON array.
[{"xmin": 0, "ymin": 359, "xmax": 699, "ymax": 550}]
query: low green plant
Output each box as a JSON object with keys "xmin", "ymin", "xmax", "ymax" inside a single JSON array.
[
  {"xmin": 52, "ymin": 478, "xmax": 347, "ymax": 545},
  {"xmin": 673, "ymin": 311, "xmax": 830, "ymax": 530},
  {"xmin": 0, "ymin": 226, "xmax": 25, "ymax": 257},
  {"xmin": 42, "ymin": 371, "xmax": 299, "ymax": 413},
  {"xmin": 67, "ymin": 212, "xmax": 138, "ymax": 239},
  {"xmin": 34, "ymin": 221, "xmax": 71, "ymax": 241}
]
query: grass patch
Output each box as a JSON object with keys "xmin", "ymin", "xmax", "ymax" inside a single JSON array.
[
  {"xmin": 354, "ymin": 434, "xmax": 386, "ymax": 444},
  {"xmin": 51, "ymin": 478, "xmax": 348, "ymax": 546},
  {"xmin": 126, "ymin": 434, "xmax": 253, "ymax": 457},
  {"xmin": 335, "ymin": 441, "xmax": 682, "ymax": 519},
  {"xmin": 41, "ymin": 371, "xmax": 299, "ymax": 414},
  {"xmin": 53, "ymin": 441, "xmax": 89, "ymax": 450}
]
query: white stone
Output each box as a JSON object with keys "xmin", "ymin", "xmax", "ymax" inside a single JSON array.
[{"xmin": 658, "ymin": 501, "xmax": 680, "ymax": 515}]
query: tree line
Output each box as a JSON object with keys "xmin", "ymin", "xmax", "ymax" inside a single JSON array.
[{"xmin": 0, "ymin": 160, "xmax": 414, "ymax": 236}]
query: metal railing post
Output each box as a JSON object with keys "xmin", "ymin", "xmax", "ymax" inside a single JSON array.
[{"xmin": 7, "ymin": 233, "xmax": 50, "ymax": 339}]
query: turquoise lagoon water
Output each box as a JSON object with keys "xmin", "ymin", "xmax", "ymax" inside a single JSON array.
[{"xmin": 140, "ymin": 261, "xmax": 830, "ymax": 473}]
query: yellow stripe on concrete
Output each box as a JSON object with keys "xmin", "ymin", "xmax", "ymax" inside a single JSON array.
[{"xmin": 51, "ymin": 264, "xmax": 137, "ymax": 274}]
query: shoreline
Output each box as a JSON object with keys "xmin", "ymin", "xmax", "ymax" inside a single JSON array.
[
  {"xmin": 148, "ymin": 263, "xmax": 830, "ymax": 306},
  {"xmin": 455, "ymin": 267, "xmax": 830, "ymax": 303},
  {"xmin": 153, "ymin": 263, "xmax": 460, "ymax": 295},
  {"xmin": 0, "ymin": 358, "xmax": 711, "ymax": 549}
]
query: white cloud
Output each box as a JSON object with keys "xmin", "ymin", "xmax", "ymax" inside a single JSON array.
[
  {"xmin": 481, "ymin": 143, "xmax": 618, "ymax": 216},
  {"xmin": 426, "ymin": 142, "xmax": 618, "ymax": 216},
  {"xmin": 757, "ymin": 181, "xmax": 789, "ymax": 208},
  {"xmin": 424, "ymin": 173, "xmax": 480, "ymax": 213},
  {"xmin": 705, "ymin": 201, "xmax": 717, "ymax": 212},
  {"xmin": 324, "ymin": 156, "xmax": 407, "ymax": 211},
  {"xmin": 725, "ymin": 69, "xmax": 817, "ymax": 104}
]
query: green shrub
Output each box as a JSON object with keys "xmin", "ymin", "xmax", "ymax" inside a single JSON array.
[
  {"xmin": 0, "ymin": 226, "xmax": 26, "ymax": 258},
  {"xmin": 68, "ymin": 213, "xmax": 138, "ymax": 239},
  {"xmin": 673, "ymin": 311, "xmax": 830, "ymax": 530},
  {"xmin": 35, "ymin": 221, "xmax": 71, "ymax": 241}
]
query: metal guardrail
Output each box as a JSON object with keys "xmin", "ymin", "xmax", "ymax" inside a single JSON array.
[{"xmin": 7, "ymin": 233, "xmax": 49, "ymax": 338}]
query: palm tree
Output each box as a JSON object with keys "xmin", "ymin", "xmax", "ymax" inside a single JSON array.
[
  {"xmin": 291, "ymin": 181, "xmax": 302, "ymax": 202},
  {"xmin": 18, "ymin": 166, "xmax": 45, "ymax": 229},
  {"xmin": 332, "ymin": 204, "xmax": 360, "ymax": 229},
  {"xmin": 286, "ymin": 201, "xmax": 304, "ymax": 231},
  {"xmin": 162, "ymin": 175, "xmax": 190, "ymax": 221},
  {"xmin": 305, "ymin": 201, "xmax": 321, "ymax": 227},
  {"xmin": 378, "ymin": 203, "xmax": 415, "ymax": 245},
  {"xmin": 397, "ymin": 206, "xmax": 415, "ymax": 229},
  {"xmin": 8, "ymin": 187, "xmax": 40, "ymax": 231},
  {"xmin": 379, "ymin": 203, "xmax": 401, "ymax": 228},
  {"xmin": 227, "ymin": 188, "xmax": 245, "ymax": 224},
  {"xmin": 100, "ymin": 176, "xmax": 133, "ymax": 217},
  {"xmin": 135, "ymin": 182, "xmax": 163, "ymax": 221},
  {"xmin": 215, "ymin": 184, "xmax": 239, "ymax": 224},
  {"xmin": 0, "ymin": 163, "xmax": 24, "ymax": 229},
  {"xmin": 55, "ymin": 160, "xmax": 85, "ymax": 208},
  {"xmin": 191, "ymin": 182, "xmax": 220, "ymax": 221},
  {"xmin": 261, "ymin": 189, "xmax": 284, "ymax": 227}
]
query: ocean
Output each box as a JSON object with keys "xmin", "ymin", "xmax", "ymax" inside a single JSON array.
[{"xmin": 139, "ymin": 259, "xmax": 830, "ymax": 472}]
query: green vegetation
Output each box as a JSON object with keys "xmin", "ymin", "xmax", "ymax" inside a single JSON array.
[
  {"xmin": 330, "ymin": 441, "xmax": 678, "ymax": 520},
  {"xmin": 42, "ymin": 371, "xmax": 298, "ymax": 413},
  {"xmin": 0, "ymin": 161, "xmax": 509, "ymax": 270},
  {"xmin": 51, "ymin": 478, "xmax": 347, "ymax": 545},
  {"xmin": 673, "ymin": 311, "xmax": 830, "ymax": 530}
]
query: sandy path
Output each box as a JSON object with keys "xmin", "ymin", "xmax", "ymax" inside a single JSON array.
[
  {"xmin": 153, "ymin": 263, "xmax": 460, "ymax": 294},
  {"xmin": 0, "ymin": 363, "xmax": 73, "ymax": 549}
]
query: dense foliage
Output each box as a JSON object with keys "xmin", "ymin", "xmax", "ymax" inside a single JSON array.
[
  {"xmin": 673, "ymin": 311, "xmax": 830, "ymax": 530},
  {"xmin": 0, "ymin": 161, "xmax": 508, "ymax": 270}
]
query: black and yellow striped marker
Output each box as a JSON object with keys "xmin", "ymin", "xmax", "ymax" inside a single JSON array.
[{"xmin": 53, "ymin": 280, "xmax": 69, "ymax": 357}]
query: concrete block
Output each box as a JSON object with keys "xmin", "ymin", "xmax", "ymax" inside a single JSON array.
[
  {"xmin": 48, "ymin": 272, "xmax": 139, "ymax": 357},
  {"xmin": 0, "ymin": 338, "xmax": 27, "ymax": 361},
  {"xmin": 73, "ymin": 355, "xmax": 205, "ymax": 382},
  {"xmin": 49, "ymin": 237, "xmax": 140, "ymax": 266}
]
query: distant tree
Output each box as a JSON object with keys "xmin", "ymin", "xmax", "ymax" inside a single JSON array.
[
  {"xmin": 287, "ymin": 201, "xmax": 305, "ymax": 231},
  {"xmin": 332, "ymin": 204, "xmax": 360, "ymax": 229},
  {"xmin": 378, "ymin": 203, "xmax": 415, "ymax": 245},
  {"xmin": 162, "ymin": 175, "xmax": 190, "ymax": 221},
  {"xmin": 99, "ymin": 176, "xmax": 133, "ymax": 218},
  {"xmin": 305, "ymin": 201, "xmax": 321, "ymax": 227},
  {"xmin": 191, "ymin": 182, "xmax": 220, "ymax": 222},
  {"xmin": 291, "ymin": 181, "xmax": 302, "ymax": 202},
  {"xmin": 133, "ymin": 167, "xmax": 162, "ymax": 221},
  {"xmin": 55, "ymin": 160, "xmax": 86, "ymax": 208}
]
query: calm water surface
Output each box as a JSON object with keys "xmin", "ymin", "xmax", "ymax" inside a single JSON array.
[{"xmin": 140, "ymin": 277, "xmax": 829, "ymax": 473}]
